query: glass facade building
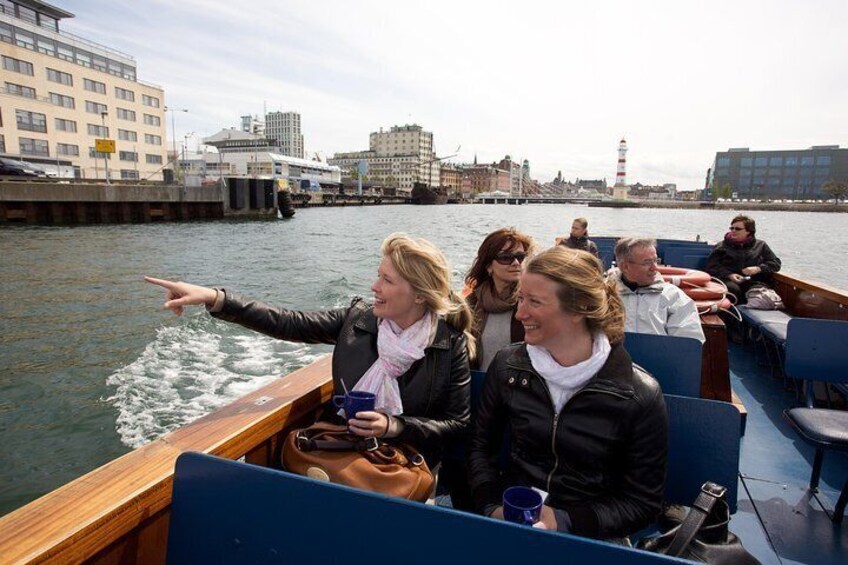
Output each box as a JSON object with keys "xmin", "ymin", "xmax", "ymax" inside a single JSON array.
[{"xmin": 708, "ymin": 146, "xmax": 848, "ymax": 200}]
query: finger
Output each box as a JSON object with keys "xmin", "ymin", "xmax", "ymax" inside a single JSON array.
[
  {"xmin": 353, "ymin": 411, "xmax": 380, "ymax": 421},
  {"xmin": 164, "ymin": 296, "xmax": 194, "ymax": 310},
  {"xmin": 144, "ymin": 276, "xmax": 177, "ymax": 289}
]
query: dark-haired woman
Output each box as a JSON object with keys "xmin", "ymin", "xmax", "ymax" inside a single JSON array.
[
  {"xmin": 469, "ymin": 246, "xmax": 668, "ymax": 540},
  {"xmin": 705, "ymin": 215, "xmax": 781, "ymax": 303},
  {"xmin": 464, "ymin": 228, "xmax": 536, "ymax": 371}
]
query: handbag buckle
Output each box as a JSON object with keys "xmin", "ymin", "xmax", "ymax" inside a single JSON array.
[
  {"xmin": 363, "ymin": 436, "xmax": 379, "ymax": 452},
  {"xmin": 296, "ymin": 432, "xmax": 310, "ymax": 451},
  {"xmin": 701, "ymin": 482, "xmax": 727, "ymax": 500}
]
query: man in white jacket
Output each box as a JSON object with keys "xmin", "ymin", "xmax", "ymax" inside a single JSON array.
[{"xmin": 608, "ymin": 237, "xmax": 705, "ymax": 343}]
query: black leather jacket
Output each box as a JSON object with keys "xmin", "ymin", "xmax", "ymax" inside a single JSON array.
[
  {"xmin": 705, "ymin": 237, "xmax": 781, "ymax": 283},
  {"xmin": 560, "ymin": 235, "xmax": 600, "ymax": 258},
  {"xmin": 211, "ymin": 294, "xmax": 471, "ymax": 465},
  {"xmin": 469, "ymin": 342, "xmax": 667, "ymax": 539}
]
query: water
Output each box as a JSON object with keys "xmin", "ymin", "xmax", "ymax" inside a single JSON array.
[{"xmin": 0, "ymin": 204, "xmax": 845, "ymax": 516}]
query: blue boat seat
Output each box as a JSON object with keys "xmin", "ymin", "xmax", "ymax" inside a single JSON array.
[
  {"xmin": 739, "ymin": 306, "xmax": 792, "ymax": 344},
  {"xmin": 167, "ymin": 452, "xmax": 682, "ymax": 564},
  {"xmin": 624, "ymin": 332, "xmax": 703, "ymax": 398},
  {"xmin": 781, "ymin": 318, "xmax": 848, "ymax": 523}
]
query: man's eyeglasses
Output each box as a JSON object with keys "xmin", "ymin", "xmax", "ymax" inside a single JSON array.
[
  {"xmin": 729, "ymin": 226, "xmax": 745, "ymax": 231},
  {"xmin": 628, "ymin": 258, "xmax": 659, "ymax": 267},
  {"xmin": 494, "ymin": 252, "xmax": 528, "ymax": 265}
]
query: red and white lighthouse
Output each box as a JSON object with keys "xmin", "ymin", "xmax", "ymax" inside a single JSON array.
[
  {"xmin": 613, "ymin": 138, "xmax": 630, "ymax": 200},
  {"xmin": 615, "ymin": 138, "xmax": 627, "ymax": 187}
]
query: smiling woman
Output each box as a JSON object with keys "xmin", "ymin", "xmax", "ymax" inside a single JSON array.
[
  {"xmin": 144, "ymin": 232, "xmax": 475, "ymax": 469},
  {"xmin": 469, "ymin": 246, "xmax": 668, "ymax": 540}
]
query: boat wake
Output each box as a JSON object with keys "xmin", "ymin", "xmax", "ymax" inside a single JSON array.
[{"xmin": 104, "ymin": 317, "xmax": 326, "ymax": 448}]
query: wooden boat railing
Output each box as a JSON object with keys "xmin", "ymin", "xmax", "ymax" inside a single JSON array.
[
  {"xmin": 0, "ymin": 356, "xmax": 334, "ymax": 565},
  {"xmin": 772, "ymin": 272, "xmax": 848, "ymax": 320}
]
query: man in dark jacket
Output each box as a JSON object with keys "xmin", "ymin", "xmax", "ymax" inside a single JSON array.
[
  {"xmin": 559, "ymin": 217, "xmax": 600, "ymax": 257},
  {"xmin": 705, "ymin": 215, "xmax": 781, "ymax": 303}
]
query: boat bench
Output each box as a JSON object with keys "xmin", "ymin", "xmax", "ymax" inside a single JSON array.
[
  {"xmin": 739, "ymin": 306, "xmax": 793, "ymax": 345},
  {"xmin": 166, "ymin": 452, "xmax": 683, "ymax": 564}
]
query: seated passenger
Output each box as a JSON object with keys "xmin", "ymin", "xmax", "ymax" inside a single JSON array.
[
  {"xmin": 558, "ymin": 216, "xmax": 599, "ymax": 257},
  {"xmin": 608, "ymin": 237, "xmax": 705, "ymax": 343},
  {"xmin": 705, "ymin": 215, "xmax": 782, "ymax": 304},
  {"xmin": 145, "ymin": 233, "xmax": 473, "ymax": 467},
  {"xmin": 465, "ymin": 227, "xmax": 536, "ymax": 371},
  {"xmin": 469, "ymin": 246, "xmax": 668, "ymax": 539}
]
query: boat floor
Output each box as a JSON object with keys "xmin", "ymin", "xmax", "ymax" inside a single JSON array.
[{"xmin": 729, "ymin": 342, "xmax": 848, "ymax": 565}]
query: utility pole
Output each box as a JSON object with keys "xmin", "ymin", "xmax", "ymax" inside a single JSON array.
[
  {"xmin": 165, "ymin": 107, "xmax": 188, "ymax": 184},
  {"xmin": 100, "ymin": 111, "xmax": 110, "ymax": 185}
]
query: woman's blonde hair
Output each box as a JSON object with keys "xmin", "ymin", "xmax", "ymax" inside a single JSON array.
[
  {"xmin": 524, "ymin": 246, "xmax": 625, "ymax": 343},
  {"xmin": 381, "ymin": 233, "xmax": 476, "ymax": 358}
]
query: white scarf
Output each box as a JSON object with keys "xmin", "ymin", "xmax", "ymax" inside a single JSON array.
[
  {"xmin": 526, "ymin": 332, "xmax": 611, "ymax": 413},
  {"xmin": 352, "ymin": 313, "xmax": 434, "ymax": 415}
]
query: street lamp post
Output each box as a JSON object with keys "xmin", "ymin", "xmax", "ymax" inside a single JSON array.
[
  {"xmin": 100, "ymin": 111, "xmax": 110, "ymax": 185},
  {"xmin": 182, "ymin": 132, "xmax": 195, "ymax": 188},
  {"xmin": 165, "ymin": 106, "xmax": 188, "ymax": 184}
]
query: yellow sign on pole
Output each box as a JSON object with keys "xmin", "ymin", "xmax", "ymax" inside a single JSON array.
[{"xmin": 95, "ymin": 138, "xmax": 116, "ymax": 153}]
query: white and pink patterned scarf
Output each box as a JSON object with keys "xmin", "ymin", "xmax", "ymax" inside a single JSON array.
[{"xmin": 352, "ymin": 313, "xmax": 434, "ymax": 415}]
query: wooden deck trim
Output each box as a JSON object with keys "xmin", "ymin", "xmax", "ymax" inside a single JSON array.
[
  {"xmin": 774, "ymin": 272, "xmax": 848, "ymax": 306},
  {"xmin": 0, "ymin": 355, "xmax": 334, "ymax": 565}
]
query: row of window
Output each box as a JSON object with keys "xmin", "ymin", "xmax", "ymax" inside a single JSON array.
[
  {"xmin": 715, "ymin": 167, "xmax": 830, "ymax": 179},
  {"xmin": 1, "ymin": 1, "xmax": 59, "ymax": 31},
  {"xmin": 14, "ymin": 136, "xmax": 163, "ymax": 164},
  {"xmin": 4, "ymin": 109, "xmax": 163, "ymax": 143},
  {"xmin": 0, "ymin": 18, "xmax": 137, "ymax": 81},
  {"xmin": 718, "ymin": 155, "xmax": 833, "ymax": 167}
]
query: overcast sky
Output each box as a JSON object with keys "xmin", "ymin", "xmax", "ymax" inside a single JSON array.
[{"xmin": 64, "ymin": 0, "xmax": 847, "ymax": 189}]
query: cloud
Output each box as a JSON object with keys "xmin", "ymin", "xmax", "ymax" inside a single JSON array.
[{"xmin": 63, "ymin": 0, "xmax": 848, "ymax": 188}]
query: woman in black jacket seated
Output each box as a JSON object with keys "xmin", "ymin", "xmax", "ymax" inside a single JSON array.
[
  {"xmin": 145, "ymin": 233, "xmax": 474, "ymax": 466},
  {"xmin": 705, "ymin": 214, "xmax": 781, "ymax": 304},
  {"xmin": 469, "ymin": 246, "xmax": 668, "ymax": 540}
]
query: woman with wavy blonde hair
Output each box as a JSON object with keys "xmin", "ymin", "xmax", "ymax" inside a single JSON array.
[
  {"xmin": 145, "ymin": 232, "xmax": 472, "ymax": 467},
  {"xmin": 469, "ymin": 246, "xmax": 668, "ymax": 540}
]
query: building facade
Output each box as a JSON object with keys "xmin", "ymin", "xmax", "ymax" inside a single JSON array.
[
  {"xmin": 265, "ymin": 111, "xmax": 303, "ymax": 159},
  {"xmin": 329, "ymin": 124, "xmax": 439, "ymax": 193},
  {"xmin": 709, "ymin": 146, "xmax": 848, "ymax": 200},
  {"xmin": 0, "ymin": 1, "xmax": 167, "ymax": 180}
]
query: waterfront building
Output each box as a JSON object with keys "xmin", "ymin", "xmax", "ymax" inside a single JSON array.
[
  {"xmin": 708, "ymin": 146, "xmax": 848, "ymax": 200},
  {"xmin": 0, "ymin": 1, "xmax": 167, "ymax": 180},
  {"xmin": 240, "ymin": 114, "xmax": 264, "ymax": 136},
  {"xmin": 329, "ymin": 124, "xmax": 439, "ymax": 194},
  {"xmin": 629, "ymin": 182, "xmax": 677, "ymax": 200},
  {"xmin": 439, "ymin": 162, "xmax": 462, "ymax": 195},
  {"xmin": 198, "ymin": 128, "xmax": 340, "ymax": 188},
  {"xmin": 460, "ymin": 163, "xmax": 511, "ymax": 195},
  {"xmin": 265, "ymin": 111, "xmax": 303, "ymax": 159}
]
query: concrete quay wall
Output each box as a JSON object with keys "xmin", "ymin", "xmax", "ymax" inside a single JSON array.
[{"xmin": 0, "ymin": 181, "xmax": 226, "ymax": 225}]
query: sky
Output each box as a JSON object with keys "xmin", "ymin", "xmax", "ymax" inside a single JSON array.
[{"xmin": 63, "ymin": 0, "xmax": 848, "ymax": 190}]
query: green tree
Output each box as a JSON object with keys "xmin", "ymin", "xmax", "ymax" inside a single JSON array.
[
  {"xmin": 822, "ymin": 179, "xmax": 848, "ymax": 203},
  {"xmin": 712, "ymin": 181, "xmax": 732, "ymax": 200}
]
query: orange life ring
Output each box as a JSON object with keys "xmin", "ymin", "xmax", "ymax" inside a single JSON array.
[
  {"xmin": 682, "ymin": 280, "xmax": 727, "ymax": 301},
  {"xmin": 657, "ymin": 266, "xmax": 711, "ymax": 288}
]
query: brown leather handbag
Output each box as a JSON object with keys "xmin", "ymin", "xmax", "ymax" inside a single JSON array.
[{"xmin": 281, "ymin": 421, "xmax": 435, "ymax": 502}]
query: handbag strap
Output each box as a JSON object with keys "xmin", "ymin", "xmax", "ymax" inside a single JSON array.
[
  {"xmin": 296, "ymin": 431, "xmax": 380, "ymax": 453},
  {"xmin": 666, "ymin": 482, "xmax": 727, "ymax": 557}
]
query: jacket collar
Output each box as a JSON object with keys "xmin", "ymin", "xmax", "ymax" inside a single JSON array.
[
  {"xmin": 506, "ymin": 341, "xmax": 635, "ymax": 389},
  {"xmin": 354, "ymin": 305, "xmax": 452, "ymax": 350},
  {"xmin": 607, "ymin": 268, "xmax": 664, "ymax": 295}
]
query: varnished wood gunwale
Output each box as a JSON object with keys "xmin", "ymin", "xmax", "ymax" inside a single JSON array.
[
  {"xmin": 773, "ymin": 272, "xmax": 848, "ymax": 320},
  {"xmin": 0, "ymin": 355, "xmax": 334, "ymax": 565}
]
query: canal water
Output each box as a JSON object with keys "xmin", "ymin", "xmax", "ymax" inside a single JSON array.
[{"xmin": 1, "ymin": 204, "xmax": 845, "ymax": 516}]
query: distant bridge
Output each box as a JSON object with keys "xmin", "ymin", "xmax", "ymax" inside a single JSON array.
[{"xmin": 476, "ymin": 195, "xmax": 605, "ymax": 205}]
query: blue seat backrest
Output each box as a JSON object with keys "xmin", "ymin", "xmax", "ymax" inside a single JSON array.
[
  {"xmin": 784, "ymin": 318, "xmax": 848, "ymax": 384},
  {"xmin": 167, "ymin": 452, "xmax": 681, "ymax": 564},
  {"xmin": 664, "ymin": 394, "xmax": 741, "ymax": 512},
  {"xmin": 662, "ymin": 247, "xmax": 711, "ymax": 270},
  {"xmin": 624, "ymin": 332, "xmax": 703, "ymax": 398}
]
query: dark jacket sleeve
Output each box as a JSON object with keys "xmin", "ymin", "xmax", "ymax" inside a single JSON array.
[
  {"xmin": 705, "ymin": 245, "xmax": 733, "ymax": 279},
  {"xmin": 210, "ymin": 291, "xmax": 349, "ymax": 344},
  {"xmin": 758, "ymin": 242, "xmax": 781, "ymax": 274},
  {"xmin": 588, "ymin": 241, "xmax": 600, "ymax": 258},
  {"xmin": 395, "ymin": 333, "xmax": 471, "ymax": 462},
  {"xmin": 561, "ymin": 378, "xmax": 668, "ymax": 537},
  {"xmin": 468, "ymin": 352, "xmax": 509, "ymax": 514}
]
